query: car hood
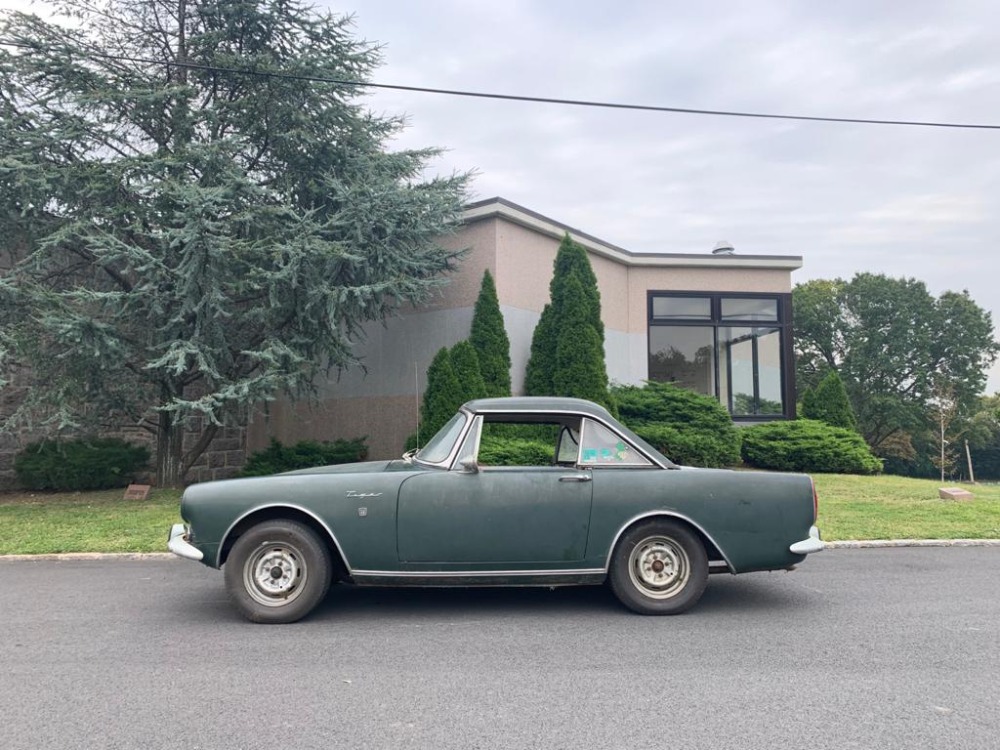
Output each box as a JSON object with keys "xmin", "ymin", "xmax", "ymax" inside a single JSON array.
[{"xmin": 279, "ymin": 459, "xmax": 415, "ymax": 476}]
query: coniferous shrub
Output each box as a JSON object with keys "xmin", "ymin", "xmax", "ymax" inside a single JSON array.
[
  {"xmin": 741, "ymin": 419, "xmax": 881, "ymax": 474},
  {"xmin": 470, "ymin": 270, "xmax": 512, "ymax": 397},
  {"xmin": 612, "ymin": 381, "xmax": 741, "ymax": 467},
  {"xmin": 241, "ymin": 437, "xmax": 368, "ymax": 476},
  {"xmin": 420, "ymin": 347, "xmax": 463, "ymax": 439},
  {"xmin": 477, "ymin": 436, "xmax": 553, "ymax": 466},
  {"xmin": 15, "ymin": 438, "xmax": 150, "ymax": 490},
  {"xmin": 801, "ymin": 371, "xmax": 857, "ymax": 430},
  {"xmin": 450, "ymin": 340, "xmax": 488, "ymax": 403}
]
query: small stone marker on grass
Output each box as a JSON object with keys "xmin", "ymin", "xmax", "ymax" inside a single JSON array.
[
  {"xmin": 123, "ymin": 484, "xmax": 152, "ymax": 500},
  {"xmin": 939, "ymin": 487, "xmax": 974, "ymax": 501}
]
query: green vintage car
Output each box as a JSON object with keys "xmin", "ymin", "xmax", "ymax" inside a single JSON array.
[{"xmin": 169, "ymin": 397, "xmax": 823, "ymax": 623}]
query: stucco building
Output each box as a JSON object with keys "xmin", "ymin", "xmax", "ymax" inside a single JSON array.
[{"xmin": 249, "ymin": 198, "xmax": 802, "ymax": 459}]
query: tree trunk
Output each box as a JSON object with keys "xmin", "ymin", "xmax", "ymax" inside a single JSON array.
[{"xmin": 156, "ymin": 410, "xmax": 185, "ymax": 488}]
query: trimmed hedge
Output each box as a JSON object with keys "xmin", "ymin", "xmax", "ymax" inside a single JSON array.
[
  {"xmin": 613, "ymin": 381, "xmax": 741, "ymax": 467},
  {"xmin": 478, "ymin": 437, "xmax": 553, "ymax": 466},
  {"xmin": 242, "ymin": 437, "xmax": 368, "ymax": 476},
  {"xmin": 15, "ymin": 438, "xmax": 150, "ymax": 491},
  {"xmin": 741, "ymin": 419, "xmax": 881, "ymax": 474}
]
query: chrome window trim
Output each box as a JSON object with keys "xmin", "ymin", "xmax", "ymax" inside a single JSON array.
[
  {"xmin": 413, "ymin": 409, "xmax": 473, "ymax": 469},
  {"xmin": 604, "ymin": 511, "xmax": 735, "ymax": 573},
  {"xmin": 450, "ymin": 414, "xmax": 483, "ymax": 470},
  {"xmin": 216, "ymin": 503, "xmax": 353, "ymax": 572},
  {"xmin": 462, "ymin": 407, "xmax": 669, "ymax": 469}
]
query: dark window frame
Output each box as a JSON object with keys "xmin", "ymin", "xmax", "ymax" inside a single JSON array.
[{"xmin": 647, "ymin": 291, "xmax": 795, "ymax": 421}]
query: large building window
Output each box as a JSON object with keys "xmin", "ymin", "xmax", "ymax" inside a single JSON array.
[{"xmin": 648, "ymin": 292, "xmax": 793, "ymax": 419}]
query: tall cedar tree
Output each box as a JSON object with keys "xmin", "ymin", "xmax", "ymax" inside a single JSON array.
[
  {"xmin": 450, "ymin": 340, "xmax": 488, "ymax": 403},
  {"xmin": 525, "ymin": 234, "xmax": 610, "ymax": 406},
  {"xmin": 801, "ymin": 370, "xmax": 856, "ymax": 430},
  {"xmin": 420, "ymin": 348, "xmax": 463, "ymax": 440},
  {"xmin": 469, "ymin": 270, "xmax": 511, "ymax": 397},
  {"xmin": 0, "ymin": 1, "xmax": 469, "ymax": 485}
]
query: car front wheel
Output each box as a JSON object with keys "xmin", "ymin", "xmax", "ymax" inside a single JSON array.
[
  {"xmin": 224, "ymin": 519, "xmax": 332, "ymax": 624},
  {"xmin": 609, "ymin": 519, "xmax": 708, "ymax": 615}
]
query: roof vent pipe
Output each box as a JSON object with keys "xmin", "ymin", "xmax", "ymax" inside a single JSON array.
[{"xmin": 712, "ymin": 240, "xmax": 735, "ymax": 255}]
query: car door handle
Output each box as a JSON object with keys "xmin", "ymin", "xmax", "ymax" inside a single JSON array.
[{"xmin": 559, "ymin": 474, "xmax": 592, "ymax": 482}]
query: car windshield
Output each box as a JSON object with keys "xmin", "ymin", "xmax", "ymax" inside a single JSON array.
[{"xmin": 415, "ymin": 412, "xmax": 467, "ymax": 465}]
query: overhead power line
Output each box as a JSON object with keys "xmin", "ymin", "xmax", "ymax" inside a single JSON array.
[{"xmin": 2, "ymin": 38, "xmax": 999, "ymax": 131}]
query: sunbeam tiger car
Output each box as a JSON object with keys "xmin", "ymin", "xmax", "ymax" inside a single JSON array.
[{"xmin": 169, "ymin": 397, "xmax": 823, "ymax": 623}]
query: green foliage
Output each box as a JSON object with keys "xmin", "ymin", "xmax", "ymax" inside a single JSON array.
[
  {"xmin": 478, "ymin": 436, "xmax": 554, "ymax": 467},
  {"xmin": 0, "ymin": 0, "xmax": 469, "ymax": 486},
  {"xmin": 450, "ymin": 340, "xmax": 487, "ymax": 403},
  {"xmin": 552, "ymin": 275, "xmax": 609, "ymax": 403},
  {"xmin": 741, "ymin": 420, "xmax": 882, "ymax": 475},
  {"xmin": 469, "ymin": 271, "xmax": 512, "ymax": 397},
  {"xmin": 525, "ymin": 234, "xmax": 610, "ymax": 407},
  {"xmin": 241, "ymin": 437, "xmax": 367, "ymax": 477},
  {"xmin": 612, "ymin": 381, "xmax": 741, "ymax": 467},
  {"xmin": 15, "ymin": 438, "xmax": 150, "ymax": 491},
  {"xmin": 794, "ymin": 274, "xmax": 999, "ymax": 457},
  {"xmin": 420, "ymin": 348, "xmax": 463, "ymax": 440},
  {"xmin": 800, "ymin": 370, "xmax": 856, "ymax": 430}
]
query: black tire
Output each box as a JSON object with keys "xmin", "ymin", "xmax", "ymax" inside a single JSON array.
[
  {"xmin": 223, "ymin": 519, "xmax": 333, "ymax": 624},
  {"xmin": 608, "ymin": 519, "xmax": 709, "ymax": 615}
]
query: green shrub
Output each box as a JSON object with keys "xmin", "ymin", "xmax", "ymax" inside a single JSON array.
[
  {"xmin": 470, "ymin": 270, "xmax": 512, "ymax": 397},
  {"xmin": 242, "ymin": 437, "xmax": 368, "ymax": 476},
  {"xmin": 741, "ymin": 419, "xmax": 881, "ymax": 474},
  {"xmin": 478, "ymin": 436, "xmax": 553, "ymax": 466},
  {"xmin": 612, "ymin": 381, "xmax": 741, "ymax": 467},
  {"xmin": 801, "ymin": 370, "xmax": 856, "ymax": 430},
  {"xmin": 15, "ymin": 438, "xmax": 150, "ymax": 491}
]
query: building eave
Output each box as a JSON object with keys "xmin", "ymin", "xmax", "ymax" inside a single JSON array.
[{"xmin": 461, "ymin": 197, "xmax": 803, "ymax": 271}]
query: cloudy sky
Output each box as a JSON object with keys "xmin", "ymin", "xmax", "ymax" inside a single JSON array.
[
  {"xmin": 334, "ymin": 0, "xmax": 1000, "ymax": 392},
  {"xmin": 4, "ymin": 1, "xmax": 1000, "ymax": 390}
]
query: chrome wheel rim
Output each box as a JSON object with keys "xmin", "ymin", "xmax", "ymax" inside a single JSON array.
[
  {"xmin": 627, "ymin": 535, "xmax": 690, "ymax": 599},
  {"xmin": 243, "ymin": 542, "xmax": 307, "ymax": 608}
]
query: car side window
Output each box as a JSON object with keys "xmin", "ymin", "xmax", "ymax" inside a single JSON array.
[
  {"xmin": 555, "ymin": 426, "xmax": 580, "ymax": 465},
  {"xmin": 580, "ymin": 419, "xmax": 652, "ymax": 467}
]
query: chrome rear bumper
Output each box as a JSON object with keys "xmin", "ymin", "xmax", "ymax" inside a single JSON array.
[
  {"xmin": 168, "ymin": 523, "xmax": 203, "ymax": 561},
  {"xmin": 790, "ymin": 525, "xmax": 824, "ymax": 555}
]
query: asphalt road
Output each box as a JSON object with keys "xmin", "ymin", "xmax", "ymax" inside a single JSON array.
[{"xmin": 2, "ymin": 548, "xmax": 998, "ymax": 750}]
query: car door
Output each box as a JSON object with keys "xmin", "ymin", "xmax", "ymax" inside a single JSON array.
[
  {"xmin": 396, "ymin": 467, "xmax": 593, "ymax": 564},
  {"xmin": 396, "ymin": 416, "xmax": 593, "ymax": 565}
]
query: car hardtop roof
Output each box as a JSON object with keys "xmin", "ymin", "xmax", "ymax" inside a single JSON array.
[{"xmin": 462, "ymin": 397, "xmax": 615, "ymax": 420}]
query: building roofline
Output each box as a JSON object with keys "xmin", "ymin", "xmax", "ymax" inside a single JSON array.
[{"xmin": 461, "ymin": 197, "xmax": 803, "ymax": 270}]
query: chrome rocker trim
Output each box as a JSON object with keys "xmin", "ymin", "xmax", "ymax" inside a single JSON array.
[
  {"xmin": 790, "ymin": 526, "xmax": 824, "ymax": 555},
  {"xmin": 168, "ymin": 523, "xmax": 204, "ymax": 562}
]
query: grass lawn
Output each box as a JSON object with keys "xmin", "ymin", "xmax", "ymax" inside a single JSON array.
[
  {"xmin": 0, "ymin": 474, "xmax": 998, "ymax": 555},
  {"xmin": 0, "ymin": 488, "xmax": 182, "ymax": 555},
  {"xmin": 815, "ymin": 474, "xmax": 1000, "ymax": 541}
]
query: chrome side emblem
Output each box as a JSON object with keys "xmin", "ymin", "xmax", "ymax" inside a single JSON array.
[
  {"xmin": 346, "ymin": 490, "xmax": 383, "ymax": 499},
  {"xmin": 357, "ymin": 507, "xmax": 368, "ymax": 518}
]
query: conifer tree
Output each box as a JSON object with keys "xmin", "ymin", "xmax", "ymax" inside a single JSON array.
[
  {"xmin": 450, "ymin": 340, "xmax": 488, "ymax": 403},
  {"xmin": 469, "ymin": 271, "xmax": 511, "ymax": 397},
  {"xmin": 524, "ymin": 234, "xmax": 610, "ymax": 407},
  {"xmin": 0, "ymin": 0, "xmax": 469, "ymax": 485},
  {"xmin": 802, "ymin": 371, "xmax": 857, "ymax": 430},
  {"xmin": 420, "ymin": 348, "xmax": 463, "ymax": 439}
]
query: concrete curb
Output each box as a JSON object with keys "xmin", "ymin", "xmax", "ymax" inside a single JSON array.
[{"xmin": 2, "ymin": 540, "xmax": 999, "ymax": 561}]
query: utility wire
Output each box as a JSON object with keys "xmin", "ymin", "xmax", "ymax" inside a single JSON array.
[{"xmin": 2, "ymin": 38, "xmax": 999, "ymax": 131}]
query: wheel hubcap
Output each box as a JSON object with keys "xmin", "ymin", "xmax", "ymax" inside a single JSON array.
[
  {"xmin": 628, "ymin": 536, "xmax": 691, "ymax": 599},
  {"xmin": 244, "ymin": 544, "xmax": 307, "ymax": 607}
]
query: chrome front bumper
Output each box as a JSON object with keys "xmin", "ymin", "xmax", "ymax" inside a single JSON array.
[
  {"xmin": 168, "ymin": 523, "xmax": 203, "ymax": 561},
  {"xmin": 790, "ymin": 525, "xmax": 824, "ymax": 555}
]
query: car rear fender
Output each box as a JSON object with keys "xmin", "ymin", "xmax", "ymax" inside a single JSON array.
[
  {"xmin": 217, "ymin": 504, "xmax": 352, "ymax": 579},
  {"xmin": 605, "ymin": 511, "xmax": 734, "ymax": 573}
]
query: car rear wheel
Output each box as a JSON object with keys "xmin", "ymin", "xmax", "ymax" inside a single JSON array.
[
  {"xmin": 609, "ymin": 519, "xmax": 708, "ymax": 615},
  {"xmin": 224, "ymin": 519, "xmax": 332, "ymax": 624}
]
